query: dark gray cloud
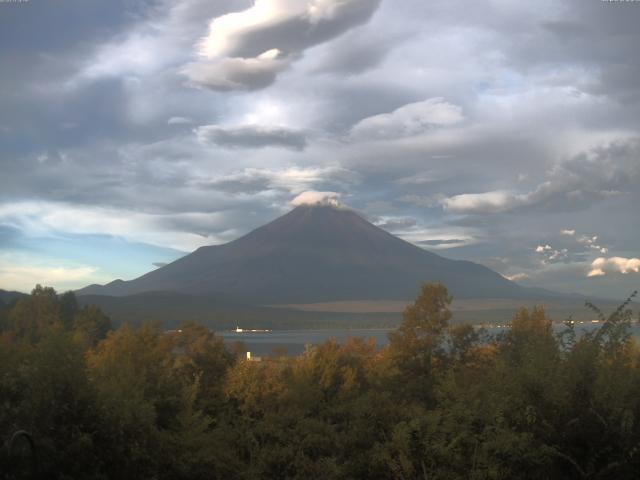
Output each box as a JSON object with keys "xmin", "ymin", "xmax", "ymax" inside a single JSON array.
[
  {"xmin": 313, "ymin": 35, "xmax": 397, "ymax": 76},
  {"xmin": 418, "ymin": 239, "xmax": 468, "ymax": 247},
  {"xmin": 196, "ymin": 124, "xmax": 308, "ymax": 150},
  {"xmin": 441, "ymin": 139, "xmax": 640, "ymax": 215},
  {"xmin": 182, "ymin": 50, "xmax": 292, "ymax": 91},
  {"xmin": 310, "ymin": 20, "xmax": 413, "ymax": 76}
]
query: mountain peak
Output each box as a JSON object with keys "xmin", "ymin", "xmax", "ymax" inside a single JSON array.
[{"xmin": 77, "ymin": 204, "xmax": 531, "ymax": 302}]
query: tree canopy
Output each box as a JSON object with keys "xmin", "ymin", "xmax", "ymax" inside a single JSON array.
[{"xmin": 1, "ymin": 285, "xmax": 639, "ymax": 479}]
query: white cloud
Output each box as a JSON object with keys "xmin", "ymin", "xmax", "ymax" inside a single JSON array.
[
  {"xmin": 588, "ymin": 257, "xmax": 640, "ymax": 277},
  {"xmin": 534, "ymin": 244, "xmax": 568, "ymax": 263},
  {"xmin": 350, "ymin": 98, "xmax": 464, "ymax": 140},
  {"xmin": 185, "ymin": 0, "xmax": 381, "ymax": 90},
  {"xmin": 441, "ymin": 190, "xmax": 514, "ymax": 214},
  {"xmin": 578, "ymin": 234, "xmax": 608, "ymax": 254},
  {"xmin": 560, "ymin": 229, "xmax": 575, "ymax": 236},
  {"xmin": 504, "ymin": 273, "xmax": 529, "ymax": 282},
  {"xmin": 291, "ymin": 190, "xmax": 341, "ymax": 206},
  {"xmin": 197, "ymin": 0, "xmax": 381, "ymax": 58}
]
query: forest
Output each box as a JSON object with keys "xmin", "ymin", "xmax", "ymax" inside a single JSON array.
[{"xmin": 1, "ymin": 284, "xmax": 639, "ymax": 479}]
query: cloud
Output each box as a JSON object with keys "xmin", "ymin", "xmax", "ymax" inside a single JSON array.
[
  {"xmin": 312, "ymin": 26, "xmax": 409, "ymax": 75},
  {"xmin": 71, "ymin": 1, "xmax": 244, "ymax": 85},
  {"xmin": 350, "ymin": 98, "xmax": 464, "ymax": 140},
  {"xmin": 196, "ymin": 123, "xmax": 307, "ymax": 150},
  {"xmin": 182, "ymin": 48, "xmax": 292, "ymax": 91},
  {"xmin": 588, "ymin": 257, "xmax": 640, "ymax": 277},
  {"xmin": 198, "ymin": 0, "xmax": 381, "ymax": 58},
  {"xmin": 184, "ymin": 0, "xmax": 381, "ymax": 90},
  {"xmin": 577, "ymin": 234, "xmax": 608, "ymax": 254},
  {"xmin": 504, "ymin": 273, "xmax": 529, "ymax": 282},
  {"xmin": 291, "ymin": 190, "xmax": 341, "ymax": 207},
  {"xmin": 415, "ymin": 238, "xmax": 472, "ymax": 250},
  {"xmin": 77, "ymin": 31, "xmax": 173, "ymax": 81},
  {"xmin": 168, "ymin": 116, "xmax": 193, "ymax": 125},
  {"xmin": 561, "ymin": 229, "xmax": 575, "ymax": 236},
  {"xmin": 394, "ymin": 226, "xmax": 479, "ymax": 251},
  {"xmin": 0, "ymin": 201, "xmax": 228, "ymax": 252},
  {"xmin": 373, "ymin": 216, "xmax": 417, "ymax": 231},
  {"xmin": 535, "ymin": 244, "xmax": 568, "ymax": 263},
  {"xmin": 206, "ymin": 166, "xmax": 355, "ymax": 195},
  {"xmin": 441, "ymin": 191, "xmax": 514, "ymax": 214},
  {"xmin": 152, "ymin": 262, "xmax": 168, "ymax": 268},
  {"xmin": 440, "ymin": 139, "xmax": 640, "ymax": 214}
]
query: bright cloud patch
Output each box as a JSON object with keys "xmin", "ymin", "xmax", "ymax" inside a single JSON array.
[
  {"xmin": 505, "ymin": 273, "xmax": 529, "ymax": 282},
  {"xmin": 350, "ymin": 98, "xmax": 464, "ymax": 140},
  {"xmin": 198, "ymin": 0, "xmax": 381, "ymax": 58},
  {"xmin": 578, "ymin": 235, "xmax": 608, "ymax": 254},
  {"xmin": 184, "ymin": 0, "xmax": 381, "ymax": 90},
  {"xmin": 534, "ymin": 244, "xmax": 568, "ymax": 263},
  {"xmin": 588, "ymin": 257, "xmax": 640, "ymax": 277},
  {"xmin": 209, "ymin": 166, "xmax": 356, "ymax": 195},
  {"xmin": 441, "ymin": 191, "xmax": 514, "ymax": 214},
  {"xmin": 291, "ymin": 191, "xmax": 341, "ymax": 207}
]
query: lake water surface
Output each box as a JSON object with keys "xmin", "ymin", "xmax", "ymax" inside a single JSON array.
[{"xmin": 217, "ymin": 323, "xmax": 640, "ymax": 356}]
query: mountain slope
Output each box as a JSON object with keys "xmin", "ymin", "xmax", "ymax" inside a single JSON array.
[
  {"xmin": 77, "ymin": 205, "xmax": 536, "ymax": 303},
  {"xmin": 0, "ymin": 289, "xmax": 27, "ymax": 306}
]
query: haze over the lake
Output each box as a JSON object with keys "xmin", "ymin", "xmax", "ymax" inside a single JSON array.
[{"xmin": 1, "ymin": 0, "xmax": 639, "ymax": 298}]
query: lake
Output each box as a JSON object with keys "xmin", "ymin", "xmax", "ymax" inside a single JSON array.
[{"xmin": 216, "ymin": 322, "xmax": 640, "ymax": 357}]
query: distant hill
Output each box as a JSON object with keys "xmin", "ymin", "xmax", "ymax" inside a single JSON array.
[
  {"xmin": 77, "ymin": 204, "xmax": 554, "ymax": 303},
  {"xmin": 0, "ymin": 289, "xmax": 27, "ymax": 306}
]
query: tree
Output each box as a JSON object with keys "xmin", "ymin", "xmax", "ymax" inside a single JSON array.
[
  {"xmin": 59, "ymin": 290, "xmax": 79, "ymax": 331},
  {"xmin": 174, "ymin": 321, "xmax": 234, "ymax": 416},
  {"xmin": 388, "ymin": 283, "xmax": 452, "ymax": 376},
  {"xmin": 6, "ymin": 284, "xmax": 60, "ymax": 342},
  {"xmin": 73, "ymin": 304, "xmax": 112, "ymax": 347}
]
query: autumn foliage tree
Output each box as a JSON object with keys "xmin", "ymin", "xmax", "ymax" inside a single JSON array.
[{"xmin": 1, "ymin": 284, "xmax": 639, "ymax": 479}]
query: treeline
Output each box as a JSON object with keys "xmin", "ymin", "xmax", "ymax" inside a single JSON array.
[{"xmin": 1, "ymin": 284, "xmax": 639, "ymax": 479}]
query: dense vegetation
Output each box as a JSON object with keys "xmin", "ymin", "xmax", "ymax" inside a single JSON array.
[{"xmin": 1, "ymin": 284, "xmax": 639, "ymax": 479}]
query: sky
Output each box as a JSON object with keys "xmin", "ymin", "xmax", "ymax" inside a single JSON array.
[{"xmin": 0, "ymin": 0, "xmax": 639, "ymax": 298}]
